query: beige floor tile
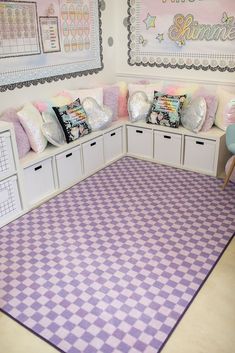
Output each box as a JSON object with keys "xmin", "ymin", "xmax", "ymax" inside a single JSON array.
[{"xmin": 1, "ymin": 238, "xmax": 234, "ymax": 353}]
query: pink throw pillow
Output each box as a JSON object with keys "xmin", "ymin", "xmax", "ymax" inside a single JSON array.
[
  {"xmin": 0, "ymin": 108, "xmax": 31, "ymax": 158},
  {"xmin": 117, "ymin": 81, "xmax": 128, "ymax": 117},
  {"xmin": 200, "ymin": 95, "xmax": 218, "ymax": 132},
  {"xmin": 103, "ymin": 85, "xmax": 120, "ymax": 121}
]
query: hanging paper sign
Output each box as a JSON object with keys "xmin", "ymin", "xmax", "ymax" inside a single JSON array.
[{"xmin": 127, "ymin": 0, "xmax": 235, "ymax": 71}]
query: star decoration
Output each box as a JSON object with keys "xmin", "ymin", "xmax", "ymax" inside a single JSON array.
[
  {"xmin": 156, "ymin": 33, "xmax": 164, "ymax": 43},
  {"xmin": 143, "ymin": 13, "xmax": 156, "ymax": 30}
]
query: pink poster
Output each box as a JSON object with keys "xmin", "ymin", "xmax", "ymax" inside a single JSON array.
[{"xmin": 127, "ymin": 0, "xmax": 235, "ymax": 71}]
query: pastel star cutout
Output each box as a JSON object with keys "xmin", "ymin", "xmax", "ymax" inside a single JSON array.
[
  {"xmin": 156, "ymin": 33, "xmax": 164, "ymax": 43},
  {"xmin": 143, "ymin": 13, "xmax": 156, "ymax": 30}
]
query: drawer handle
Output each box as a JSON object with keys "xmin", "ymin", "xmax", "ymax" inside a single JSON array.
[
  {"xmin": 34, "ymin": 165, "xmax": 42, "ymax": 171},
  {"xmin": 90, "ymin": 141, "xmax": 96, "ymax": 147},
  {"xmin": 164, "ymin": 135, "xmax": 171, "ymax": 139},
  {"xmin": 136, "ymin": 130, "xmax": 143, "ymax": 134},
  {"xmin": 66, "ymin": 152, "xmax": 72, "ymax": 158},
  {"xmin": 196, "ymin": 141, "xmax": 204, "ymax": 145},
  {"xmin": 111, "ymin": 132, "xmax": 116, "ymax": 137}
]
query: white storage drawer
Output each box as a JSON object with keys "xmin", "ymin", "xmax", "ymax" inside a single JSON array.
[
  {"xmin": 0, "ymin": 175, "xmax": 21, "ymax": 227},
  {"xmin": 184, "ymin": 136, "xmax": 216, "ymax": 173},
  {"xmin": 154, "ymin": 131, "xmax": 182, "ymax": 166},
  {"xmin": 23, "ymin": 158, "xmax": 55, "ymax": 205},
  {"xmin": 0, "ymin": 131, "xmax": 15, "ymax": 180},
  {"xmin": 56, "ymin": 146, "xmax": 83, "ymax": 189},
  {"xmin": 104, "ymin": 127, "xmax": 123, "ymax": 163},
  {"xmin": 83, "ymin": 136, "xmax": 104, "ymax": 175},
  {"xmin": 127, "ymin": 126, "xmax": 153, "ymax": 159}
]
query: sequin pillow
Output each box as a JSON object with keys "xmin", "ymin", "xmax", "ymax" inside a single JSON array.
[
  {"xmin": 52, "ymin": 98, "xmax": 91, "ymax": 143},
  {"xmin": 147, "ymin": 92, "xmax": 187, "ymax": 128},
  {"xmin": 181, "ymin": 96, "xmax": 207, "ymax": 133}
]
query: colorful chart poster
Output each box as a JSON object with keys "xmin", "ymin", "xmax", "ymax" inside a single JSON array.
[
  {"xmin": 39, "ymin": 17, "xmax": 60, "ymax": 53},
  {"xmin": 0, "ymin": 1, "xmax": 40, "ymax": 58},
  {"xmin": 0, "ymin": 0, "xmax": 102, "ymax": 91},
  {"xmin": 127, "ymin": 0, "xmax": 235, "ymax": 71}
]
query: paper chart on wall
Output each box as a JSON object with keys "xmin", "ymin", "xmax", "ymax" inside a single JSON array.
[
  {"xmin": 0, "ymin": 0, "xmax": 102, "ymax": 91},
  {"xmin": 127, "ymin": 0, "xmax": 235, "ymax": 72}
]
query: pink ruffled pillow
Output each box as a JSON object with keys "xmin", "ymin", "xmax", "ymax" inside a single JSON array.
[
  {"xmin": 117, "ymin": 81, "xmax": 128, "ymax": 117},
  {"xmin": 0, "ymin": 108, "xmax": 31, "ymax": 158},
  {"xmin": 200, "ymin": 95, "xmax": 218, "ymax": 132},
  {"xmin": 103, "ymin": 85, "xmax": 120, "ymax": 121}
]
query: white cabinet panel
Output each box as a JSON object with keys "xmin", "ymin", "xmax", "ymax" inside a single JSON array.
[
  {"xmin": 127, "ymin": 126, "xmax": 153, "ymax": 159},
  {"xmin": 154, "ymin": 131, "xmax": 182, "ymax": 166},
  {"xmin": 23, "ymin": 158, "xmax": 55, "ymax": 205},
  {"xmin": 104, "ymin": 127, "xmax": 123, "ymax": 163},
  {"xmin": 56, "ymin": 146, "xmax": 83, "ymax": 189},
  {"xmin": 83, "ymin": 136, "xmax": 104, "ymax": 175}
]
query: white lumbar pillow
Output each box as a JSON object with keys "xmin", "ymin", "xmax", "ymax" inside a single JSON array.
[{"xmin": 17, "ymin": 102, "xmax": 47, "ymax": 153}]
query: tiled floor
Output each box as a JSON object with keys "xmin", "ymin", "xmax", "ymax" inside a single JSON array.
[{"xmin": 1, "ymin": 237, "xmax": 234, "ymax": 353}]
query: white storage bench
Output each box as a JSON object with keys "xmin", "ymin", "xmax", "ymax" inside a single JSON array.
[{"xmin": 0, "ymin": 119, "xmax": 229, "ymax": 228}]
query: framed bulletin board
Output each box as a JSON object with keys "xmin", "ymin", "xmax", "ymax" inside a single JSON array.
[
  {"xmin": 0, "ymin": 0, "xmax": 103, "ymax": 91},
  {"xmin": 127, "ymin": 0, "xmax": 235, "ymax": 72}
]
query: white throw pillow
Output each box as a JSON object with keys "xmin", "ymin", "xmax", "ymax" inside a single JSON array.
[
  {"xmin": 128, "ymin": 82, "xmax": 163, "ymax": 102},
  {"xmin": 63, "ymin": 87, "xmax": 103, "ymax": 106},
  {"xmin": 17, "ymin": 103, "xmax": 47, "ymax": 153}
]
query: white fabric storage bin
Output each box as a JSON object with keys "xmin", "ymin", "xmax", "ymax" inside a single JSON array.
[
  {"xmin": 154, "ymin": 131, "xmax": 182, "ymax": 166},
  {"xmin": 184, "ymin": 136, "xmax": 216, "ymax": 173},
  {"xmin": 127, "ymin": 126, "xmax": 153, "ymax": 159},
  {"xmin": 82, "ymin": 136, "xmax": 104, "ymax": 175},
  {"xmin": 0, "ymin": 175, "xmax": 21, "ymax": 227},
  {"xmin": 0, "ymin": 131, "xmax": 15, "ymax": 180},
  {"xmin": 104, "ymin": 127, "xmax": 123, "ymax": 163},
  {"xmin": 56, "ymin": 146, "xmax": 83, "ymax": 189},
  {"xmin": 23, "ymin": 158, "xmax": 55, "ymax": 205}
]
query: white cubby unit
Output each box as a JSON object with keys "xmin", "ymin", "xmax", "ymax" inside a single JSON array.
[
  {"xmin": 0, "ymin": 122, "xmax": 25, "ymax": 228},
  {"xmin": 0, "ymin": 118, "xmax": 230, "ymax": 228},
  {"xmin": 126, "ymin": 121, "xmax": 230, "ymax": 177}
]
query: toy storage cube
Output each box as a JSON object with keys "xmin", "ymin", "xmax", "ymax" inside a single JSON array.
[
  {"xmin": 127, "ymin": 126, "xmax": 153, "ymax": 159},
  {"xmin": 0, "ymin": 131, "xmax": 15, "ymax": 179},
  {"xmin": 23, "ymin": 157, "xmax": 55, "ymax": 205},
  {"xmin": 0, "ymin": 175, "xmax": 21, "ymax": 227},
  {"xmin": 82, "ymin": 136, "xmax": 104, "ymax": 175},
  {"xmin": 154, "ymin": 131, "xmax": 182, "ymax": 166},
  {"xmin": 184, "ymin": 136, "xmax": 216, "ymax": 174},
  {"xmin": 104, "ymin": 127, "xmax": 123, "ymax": 163},
  {"xmin": 56, "ymin": 146, "xmax": 83, "ymax": 189}
]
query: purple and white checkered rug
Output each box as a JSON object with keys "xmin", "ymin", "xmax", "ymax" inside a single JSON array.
[{"xmin": 1, "ymin": 157, "xmax": 235, "ymax": 353}]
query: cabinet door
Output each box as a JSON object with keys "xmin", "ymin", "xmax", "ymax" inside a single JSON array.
[
  {"xmin": 154, "ymin": 131, "xmax": 182, "ymax": 166},
  {"xmin": 56, "ymin": 146, "xmax": 83, "ymax": 189},
  {"xmin": 127, "ymin": 126, "xmax": 153, "ymax": 159},
  {"xmin": 0, "ymin": 175, "xmax": 22, "ymax": 227},
  {"xmin": 104, "ymin": 127, "xmax": 123, "ymax": 163},
  {"xmin": 83, "ymin": 136, "xmax": 104, "ymax": 175},
  {"xmin": 23, "ymin": 158, "xmax": 55, "ymax": 205},
  {"xmin": 184, "ymin": 136, "xmax": 216, "ymax": 174},
  {"xmin": 0, "ymin": 131, "xmax": 15, "ymax": 180}
]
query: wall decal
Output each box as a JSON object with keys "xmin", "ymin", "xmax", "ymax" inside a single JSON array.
[
  {"xmin": 0, "ymin": 0, "xmax": 103, "ymax": 92},
  {"xmin": 127, "ymin": 0, "xmax": 235, "ymax": 71}
]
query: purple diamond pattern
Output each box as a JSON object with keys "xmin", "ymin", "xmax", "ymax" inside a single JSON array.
[{"xmin": 1, "ymin": 157, "xmax": 235, "ymax": 353}]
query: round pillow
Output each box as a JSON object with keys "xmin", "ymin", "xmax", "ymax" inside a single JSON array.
[
  {"xmin": 181, "ymin": 96, "xmax": 207, "ymax": 133},
  {"xmin": 225, "ymin": 156, "xmax": 235, "ymax": 183}
]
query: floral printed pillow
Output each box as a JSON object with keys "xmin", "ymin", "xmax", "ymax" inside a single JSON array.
[
  {"xmin": 147, "ymin": 92, "xmax": 187, "ymax": 128},
  {"xmin": 53, "ymin": 98, "xmax": 91, "ymax": 143}
]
